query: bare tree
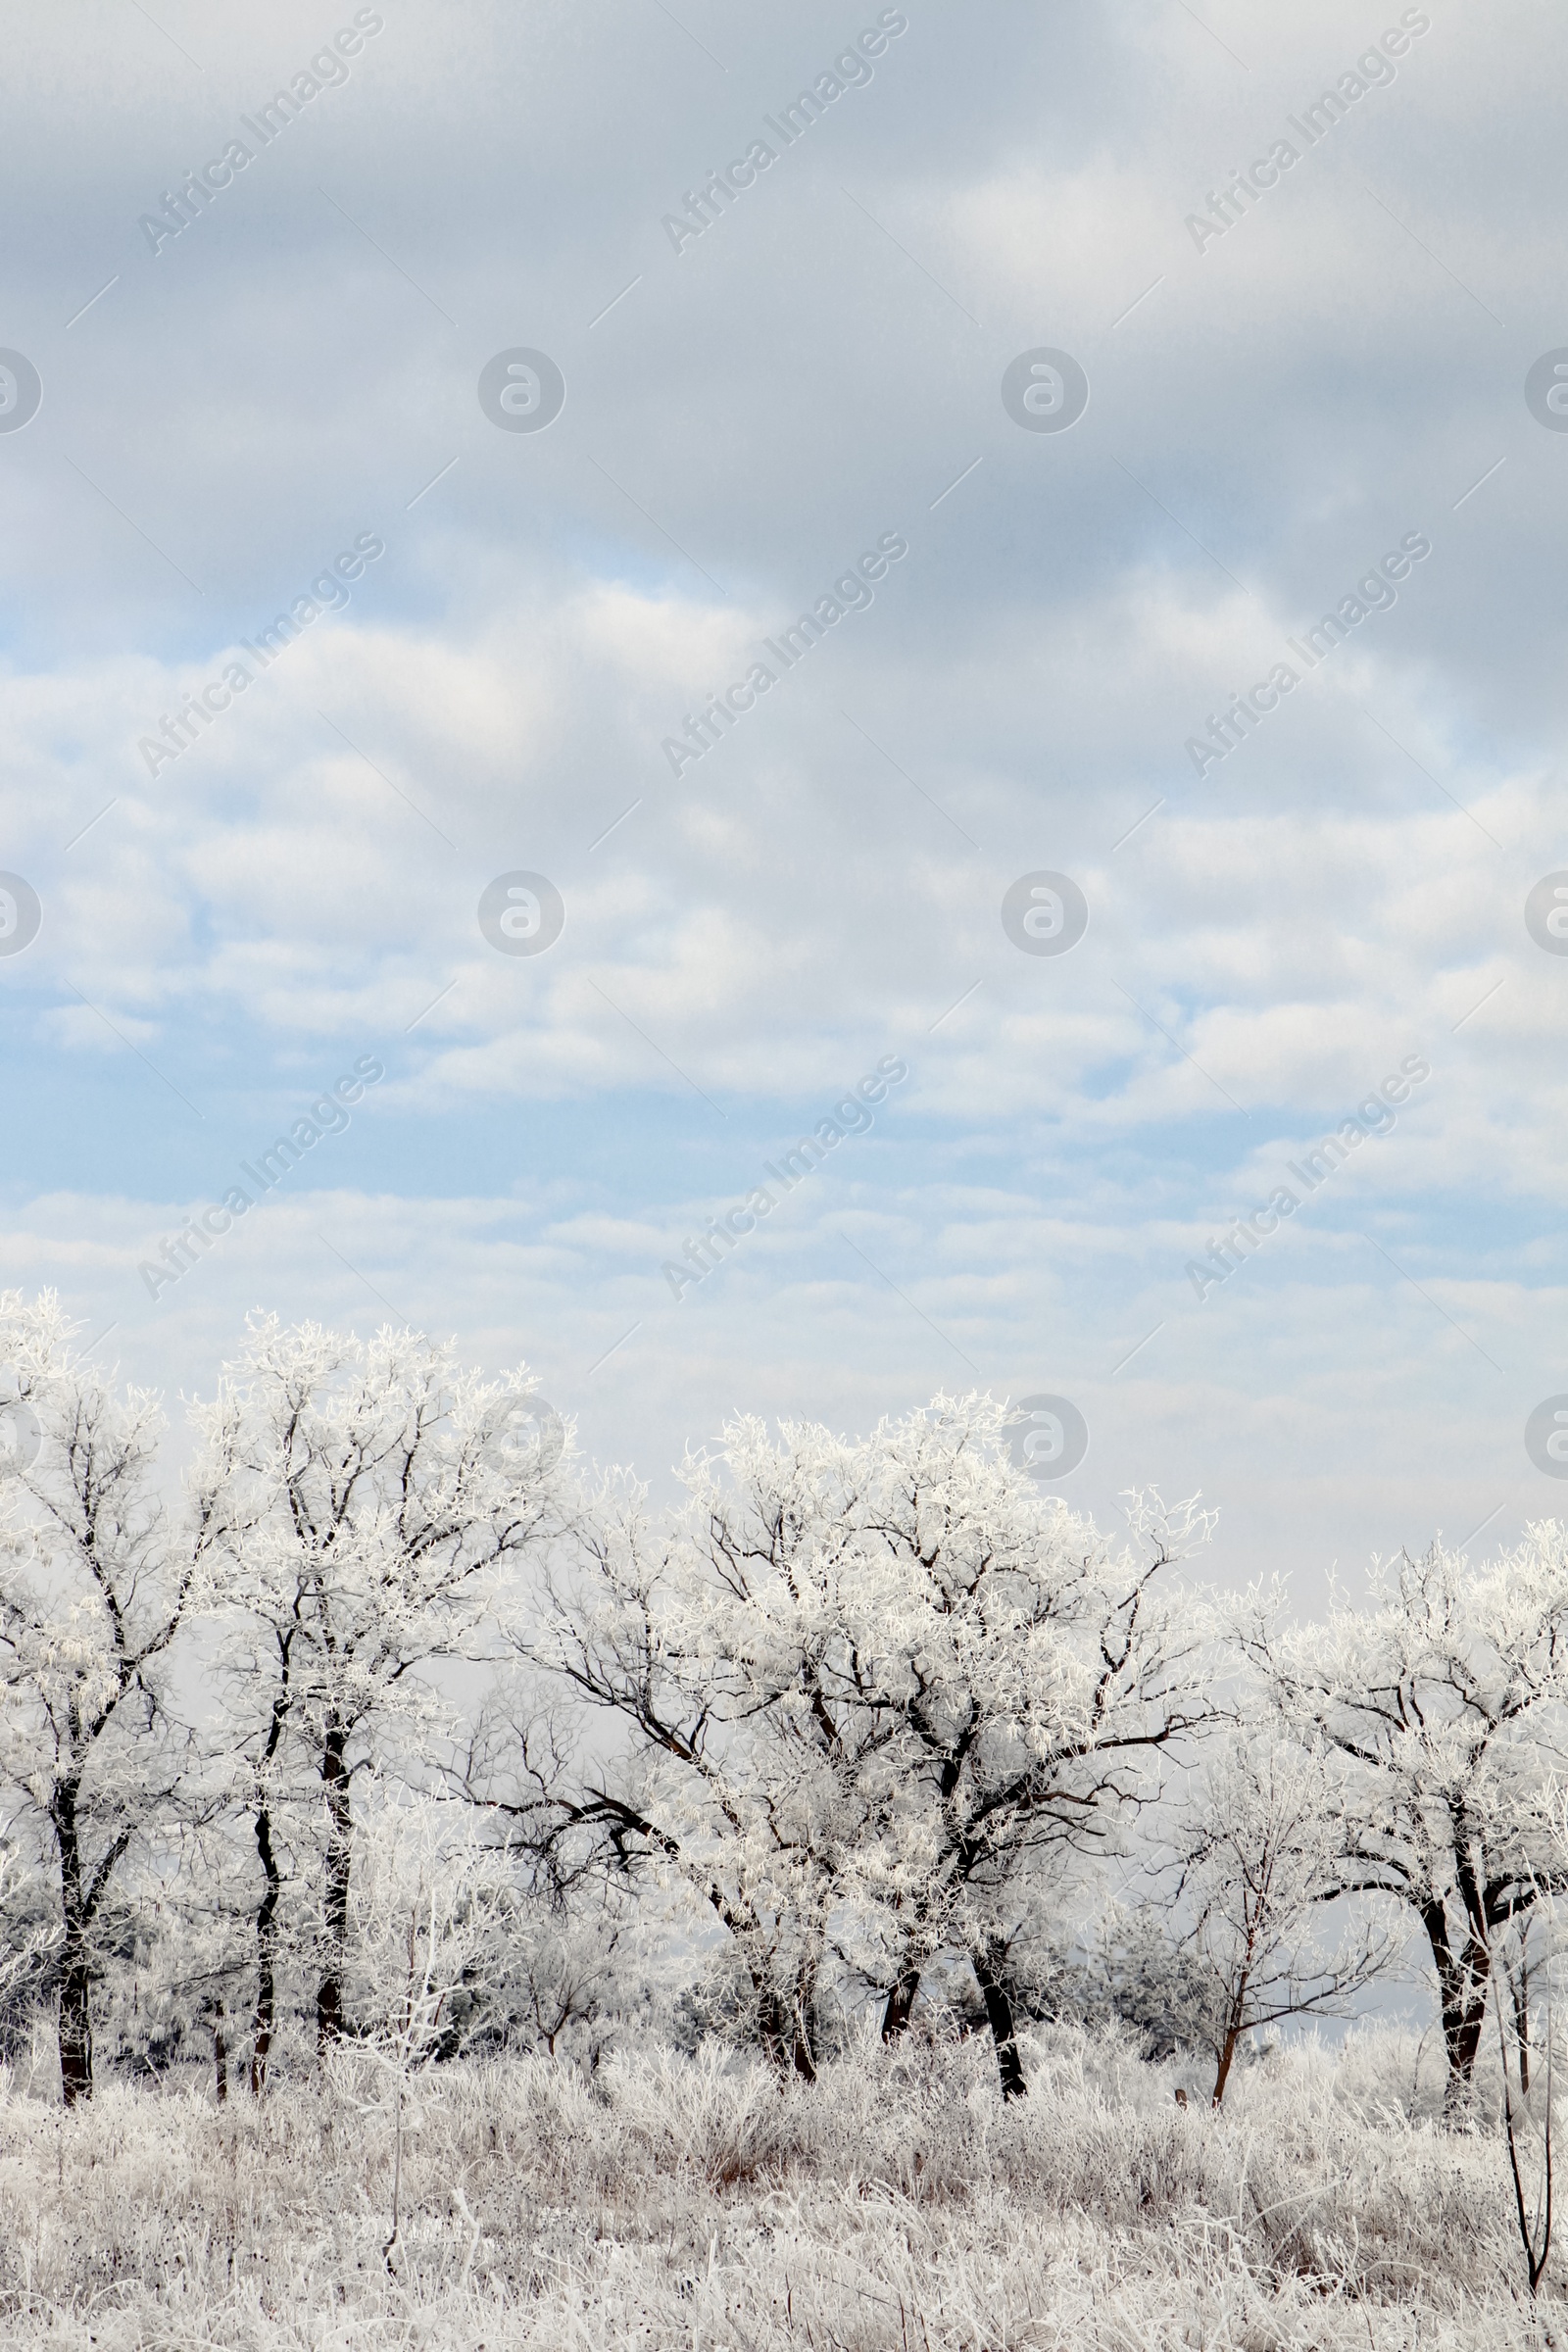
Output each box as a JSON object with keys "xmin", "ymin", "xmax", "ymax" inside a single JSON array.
[{"xmin": 1167, "ymin": 1735, "xmax": 1395, "ymax": 2105}]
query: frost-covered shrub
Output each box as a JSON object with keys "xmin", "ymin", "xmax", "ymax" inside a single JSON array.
[{"xmin": 0, "ymin": 2026, "xmax": 1559, "ymax": 2349}]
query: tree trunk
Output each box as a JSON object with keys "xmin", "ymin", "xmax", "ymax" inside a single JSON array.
[
  {"xmin": 249, "ymin": 1652, "xmax": 299, "ymax": 2090},
  {"xmin": 1446, "ymin": 1992, "xmax": 1489, "ymax": 2106},
  {"xmin": 53, "ymin": 1789, "xmax": 93, "ymax": 2107},
  {"xmin": 881, "ymin": 1960, "xmax": 922, "ymax": 2042},
  {"xmin": 973, "ymin": 1939, "xmax": 1027, "ymax": 2101},
  {"xmin": 1425, "ymin": 1901, "xmax": 1489, "ymax": 2117},
  {"xmin": 792, "ymin": 1954, "xmax": 818, "ymax": 2083},
  {"xmin": 316, "ymin": 1723, "xmax": 353, "ymax": 2052},
  {"xmin": 1211, "ymin": 1984, "xmax": 1249, "ymax": 2107},
  {"xmin": 251, "ymin": 1797, "xmax": 281, "ymax": 2091},
  {"xmin": 1211, "ymin": 2026, "xmax": 1241, "ymax": 2107},
  {"xmin": 58, "ymin": 1955, "xmax": 93, "ymax": 2108},
  {"xmin": 214, "ymin": 2005, "xmax": 228, "ymax": 2103}
]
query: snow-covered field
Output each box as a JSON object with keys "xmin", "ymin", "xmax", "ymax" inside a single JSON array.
[{"xmin": 0, "ymin": 2026, "xmax": 1556, "ymax": 2350}]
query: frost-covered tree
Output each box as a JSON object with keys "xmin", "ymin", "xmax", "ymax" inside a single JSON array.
[
  {"xmin": 487, "ymin": 1878, "xmax": 647, "ymax": 2061},
  {"xmin": 492, "ymin": 1399, "xmax": 1223, "ymax": 2098},
  {"xmin": 198, "ymin": 1316, "xmax": 571, "ymax": 2076},
  {"xmin": 488, "ymin": 1432, "xmax": 899, "ymax": 2082},
  {"xmin": 1261, "ymin": 1531, "xmax": 1568, "ymax": 2110},
  {"xmin": 335, "ymin": 1788, "xmax": 502, "ymax": 2268},
  {"xmin": 831, "ymin": 1406, "xmax": 1222, "ymax": 2097},
  {"xmin": 0, "ymin": 1293, "xmax": 223, "ymax": 2101},
  {"xmin": 1166, "ymin": 1735, "xmax": 1394, "ymax": 2104}
]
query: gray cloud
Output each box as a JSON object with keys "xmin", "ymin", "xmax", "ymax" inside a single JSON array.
[{"xmin": 1, "ymin": 0, "xmax": 1563, "ymax": 1592}]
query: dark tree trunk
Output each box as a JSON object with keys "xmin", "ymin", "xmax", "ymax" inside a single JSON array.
[
  {"xmin": 1211, "ymin": 2012, "xmax": 1245, "ymax": 2107},
  {"xmin": 973, "ymin": 1940, "xmax": 1027, "ymax": 2101},
  {"xmin": 1209, "ymin": 1975, "xmax": 1253, "ymax": 2108},
  {"xmin": 316, "ymin": 1724, "xmax": 353, "ymax": 2052},
  {"xmin": 58, "ymin": 1957, "xmax": 93, "ymax": 2108},
  {"xmin": 1211, "ymin": 2035, "xmax": 1240, "ymax": 2106},
  {"xmin": 251, "ymin": 1798, "xmax": 281, "ymax": 2091},
  {"xmin": 881, "ymin": 1961, "xmax": 922, "ymax": 2042},
  {"xmin": 214, "ymin": 2005, "xmax": 228, "ymax": 2103},
  {"xmin": 53, "ymin": 1789, "xmax": 93, "ymax": 2107},
  {"xmin": 250, "ymin": 1654, "xmax": 295, "ymax": 2092},
  {"xmin": 1515, "ymin": 1962, "xmax": 1532, "ymax": 2099},
  {"xmin": 1425, "ymin": 1901, "xmax": 1490, "ymax": 2116}
]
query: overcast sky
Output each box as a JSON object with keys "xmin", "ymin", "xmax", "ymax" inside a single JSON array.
[{"xmin": 1, "ymin": 0, "xmax": 1563, "ymax": 1603}]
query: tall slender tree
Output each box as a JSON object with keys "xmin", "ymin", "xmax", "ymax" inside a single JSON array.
[
  {"xmin": 0, "ymin": 1292, "xmax": 222, "ymax": 2101},
  {"xmin": 199, "ymin": 1315, "xmax": 570, "ymax": 2073}
]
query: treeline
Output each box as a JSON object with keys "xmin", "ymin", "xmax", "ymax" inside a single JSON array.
[{"xmin": 0, "ymin": 1290, "xmax": 1560, "ymax": 2116}]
